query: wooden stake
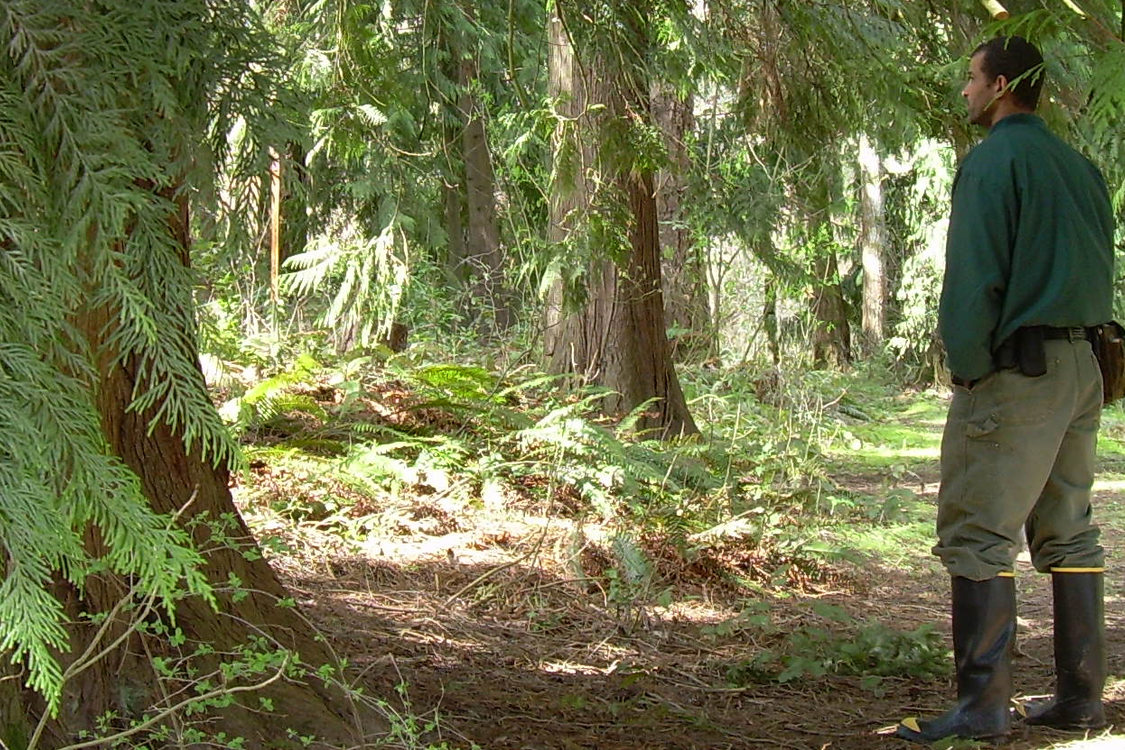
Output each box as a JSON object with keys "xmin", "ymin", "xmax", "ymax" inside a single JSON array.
[
  {"xmin": 1061, "ymin": 0, "xmax": 1087, "ymax": 17},
  {"xmin": 269, "ymin": 148, "xmax": 281, "ymax": 305},
  {"xmin": 981, "ymin": 0, "xmax": 1010, "ymax": 19}
]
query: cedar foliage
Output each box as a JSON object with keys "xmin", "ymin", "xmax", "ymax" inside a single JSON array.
[{"xmin": 0, "ymin": 0, "xmax": 280, "ymax": 713}]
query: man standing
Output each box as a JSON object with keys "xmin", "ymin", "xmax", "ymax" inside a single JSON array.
[{"xmin": 897, "ymin": 36, "xmax": 1114, "ymax": 743}]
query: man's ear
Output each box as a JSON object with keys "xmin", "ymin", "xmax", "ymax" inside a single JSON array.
[{"xmin": 994, "ymin": 74, "xmax": 1010, "ymax": 96}]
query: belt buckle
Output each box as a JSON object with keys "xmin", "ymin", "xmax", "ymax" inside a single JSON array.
[{"xmin": 1065, "ymin": 326, "xmax": 1086, "ymax": 342}]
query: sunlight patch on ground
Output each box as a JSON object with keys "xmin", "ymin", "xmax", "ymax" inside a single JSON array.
[
  {"xmin": 1044, "ymin": 733, "xmax": 1125, "ymax": 749},
  {"xmin": 648, "ymin": 601, "xmax": 731, "ymax": 626},
  {"xmin": 852, "ymin": 445, "xmax": 941, "ymax": 460},
  {"xmin": 357, "ymin": 515, "xmax": 581, "ymax": 566},
  {"xmin": 1093, "ymin": 478, "xmax": 1125, "ymax": 492},
  {"xmin": 539, "ymin": 660, "xmax": 618, "ymax": 676}
]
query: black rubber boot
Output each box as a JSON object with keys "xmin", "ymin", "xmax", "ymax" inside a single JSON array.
[
  {"xmin": 1025, "ymin": 571, "xmax": 1106, "ymax": 730},
  {"xmin": 896, "ymin": 576, "xmax": 1015, "ymax": 743}
]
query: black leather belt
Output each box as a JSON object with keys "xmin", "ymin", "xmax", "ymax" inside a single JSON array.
[{"xmin": 1042, "ymin": 326, "xmax": 1090, "ymax": 342}]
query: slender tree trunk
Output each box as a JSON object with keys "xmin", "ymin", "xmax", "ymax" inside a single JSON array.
[
  {"xmin": 438, "ymin": 2, "xmax": 508, "ymax": 335},
  {"xmin": 283, "ymin": 140, "xmax": 309, "ymax": 264},
  {"xmin": 763, "ymin": 275, "xmax": 780, "ymax": 367},
  {"xmin": 544, "ymin": 9, "xmax": 591, "ymax": 366},
  {"xmin": 438, "ymin": 19, "xmax": 468, "ymax": 289},
  {"xmin": 858, "ymin": 133, "xmax": 887, "ymax": 355},
  {"xmin": 652, "ymin": 83, "xmax": 709, "ymax": 362},
  {"xmin": 546, "ymin": 8, "xmax": 696, "ymax": 438},
  {"xmin": 811, "ymin": 250, "xmax": 851, "ymax": 368},
  {"xmin": 460, "ymin": 56, "xmax": 510, "ymax": 333},
  {"xmin": 809, "ymin": 221, "xmax": 851, "ymax": 369},
  {"xmin": 269, "ymin": 148, "xmax": 282, "ymax": 305},
  {"xmin": 443, "ymin": 179, "xmax": 468, "ymax": 285}
]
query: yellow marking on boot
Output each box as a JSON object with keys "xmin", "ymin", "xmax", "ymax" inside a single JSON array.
[
  {"xmin": 997, "ymin": 571, "xmax": 1016, "ymax": 578},
  {"xmin": 900, "ymin": 717, "xmax": 921, "ymax": 733},
  {"xmin": 1049, "ymin": 567, "xmax": 1105, "ymax": 573},
  {"xmin": 1012, "ymin": 700, "xmax": 1027, "ymax": 718}
]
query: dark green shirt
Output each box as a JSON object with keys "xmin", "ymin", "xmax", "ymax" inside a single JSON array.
[{"xmin": 939, "ymin": 113, "xmax": 1114, "ymax": 381}]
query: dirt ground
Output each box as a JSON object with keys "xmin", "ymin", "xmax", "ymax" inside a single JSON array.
[{"xmin": 246, "ymin": 423, "xmax": 1125, "ymax": 750}]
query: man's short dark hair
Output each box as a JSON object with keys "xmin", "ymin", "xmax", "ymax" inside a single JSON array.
[{"xmin": 972, "ymin": 36, "xmax": 1045, "ymax": 110}]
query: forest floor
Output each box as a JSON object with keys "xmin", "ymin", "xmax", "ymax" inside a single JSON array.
[{"xmin": 233, "ymin": 372, "xmax": 1125, "ymax": 750}]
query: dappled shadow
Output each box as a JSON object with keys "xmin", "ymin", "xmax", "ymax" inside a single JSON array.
[
  {"xmin": 273, "ymin": 542, "xmax": 1125, "ymax": 750},
  {"xmin": 237, "ymin": 383, "xmax": 1125, "ymax": 749}
]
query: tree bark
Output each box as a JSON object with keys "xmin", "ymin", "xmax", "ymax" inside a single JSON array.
[
  {"xmin": 443, "ymin": 178, "xmax": 468, "ymax": 285},
  {"xmin": 440, "ymin": 2, "xmax": 509, "ymax": 335},
  {"xmin": 809, "ymin": 222, "xmax": 852, "ymax": 369},
  {"xmin": 652, "ymin": 83, "xmax": 710, "ymax": 362},
  {"xmin": 763, "ymin": 275, "xmax": 780, "ymax": 367},
  {"xmin": 546, "ymin": 8, "xmax": 697, "ymax": 438},
  {"xmin": 858, "ymin": 133, "xmax": 887, "ymax": 355},
  {"xmin": 0, "ymin": 659, "xmax": 27, "ymax": 750},
  {"xmin": 439, "ymin": 17, "xmax": 468, "ymax": 289},
  {"xmin": 283, "ymin": 140, "xmax": 310, "ymax": 266},
  {"xmin": 460, "ymin": 57, "xmax": 511, "ymax": 333},
  {"xmin": 17, "ymin": 196, "xmax": 370, "ymax": 749},
  {"xmin": 544, "ymin": 10, "xmax": 589, "ymax": 364},
  {"xmin": 86, "ymin": 341, "xmax": 362, "ymax": 747}
]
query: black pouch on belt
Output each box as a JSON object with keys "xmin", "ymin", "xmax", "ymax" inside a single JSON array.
[
  {"xmin": 1016, "ymin": 326, "xmax": 1047, "ymax": 377},
  {"xmin": 993, "ymin": 337, "xmax": 1016, "ymax": 370}
]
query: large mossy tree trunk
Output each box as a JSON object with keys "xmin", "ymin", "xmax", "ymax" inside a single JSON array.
[
  {"xmin": 545, "ymin": 7, "xmax": 697, "ymax": 439},
  {"xmin": 11, "ymin": 217, "xmax": 371, "ymax": 750}
]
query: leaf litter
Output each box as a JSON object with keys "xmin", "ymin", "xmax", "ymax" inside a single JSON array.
[{"xmin": 229, "ymin": 372, "xmax": 1125, "ymax": 749}]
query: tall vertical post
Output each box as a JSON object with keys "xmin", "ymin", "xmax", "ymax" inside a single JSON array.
[{"xmin": 268, "ymin": 147, "xmax": 282, "ymax": 306}]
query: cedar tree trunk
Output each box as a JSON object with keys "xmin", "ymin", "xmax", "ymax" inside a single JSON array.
[
  {"xmin": 545, "ymin": 8, "xmax": 697, "ymax": 438},
  {"xmin": 653, "ymin": 83, "xmax": 710, "ymax": 362},
  {"xmin": 461, "ymin": 57, "xmax": 510, "ymax": 334},
  {"xmin": 810, "ymin": 242, "xmax": 852, "ymax": 369},
  {"xmin": 14, "ymin": 196, "xmax": 371, "ymax": 749}
]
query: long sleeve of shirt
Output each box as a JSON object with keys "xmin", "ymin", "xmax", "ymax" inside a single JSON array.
[{"xmin": 939, "ymin": 166, "xmax": 1017, "ymax": 382}]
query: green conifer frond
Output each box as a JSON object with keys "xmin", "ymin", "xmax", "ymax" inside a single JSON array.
[{"xmin": 0, "ymin": 0, "xmax": 278, "ymax": 707}]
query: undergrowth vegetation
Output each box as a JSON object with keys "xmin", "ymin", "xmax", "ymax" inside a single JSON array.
[{"xmin": 211, "ymin": 343, "xmax": 953, "ymax": 690}]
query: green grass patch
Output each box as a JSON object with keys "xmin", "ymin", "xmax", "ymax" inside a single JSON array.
[
  {"xmin": 819, "ymin": 486, "xmax": 939, "ymax": 571},
  {"xmin": 824, "ymin": 391, "xmax": 944, "ymax": 472}
]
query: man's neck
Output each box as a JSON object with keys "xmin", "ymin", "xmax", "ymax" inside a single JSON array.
[{"xmin": 989, "ymin": 100, "xmax": 1035, "ymax": 127}]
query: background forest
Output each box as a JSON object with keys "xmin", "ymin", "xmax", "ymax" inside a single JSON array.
[{"xmin": 2, "ymin": 0, "xmax": 1125, "ymax": 748}]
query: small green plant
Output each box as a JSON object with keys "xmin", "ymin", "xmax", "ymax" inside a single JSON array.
[
  {"xmin": 371, "ymin": 681, "xmax": 480, "ymax": 750},
  {"xmin": 723, "ymin": 603, "xmax": 949, "ymax": 693}
]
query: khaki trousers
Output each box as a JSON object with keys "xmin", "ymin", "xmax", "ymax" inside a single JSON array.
[{"xmin": 935, "ymin": 338, "xmax": 1104, "ymax": 580}]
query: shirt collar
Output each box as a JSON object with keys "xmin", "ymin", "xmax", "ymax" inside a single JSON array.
[{"xmin": 990, "ymin": 112, "xmax": 1044, "ymax": 132}]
